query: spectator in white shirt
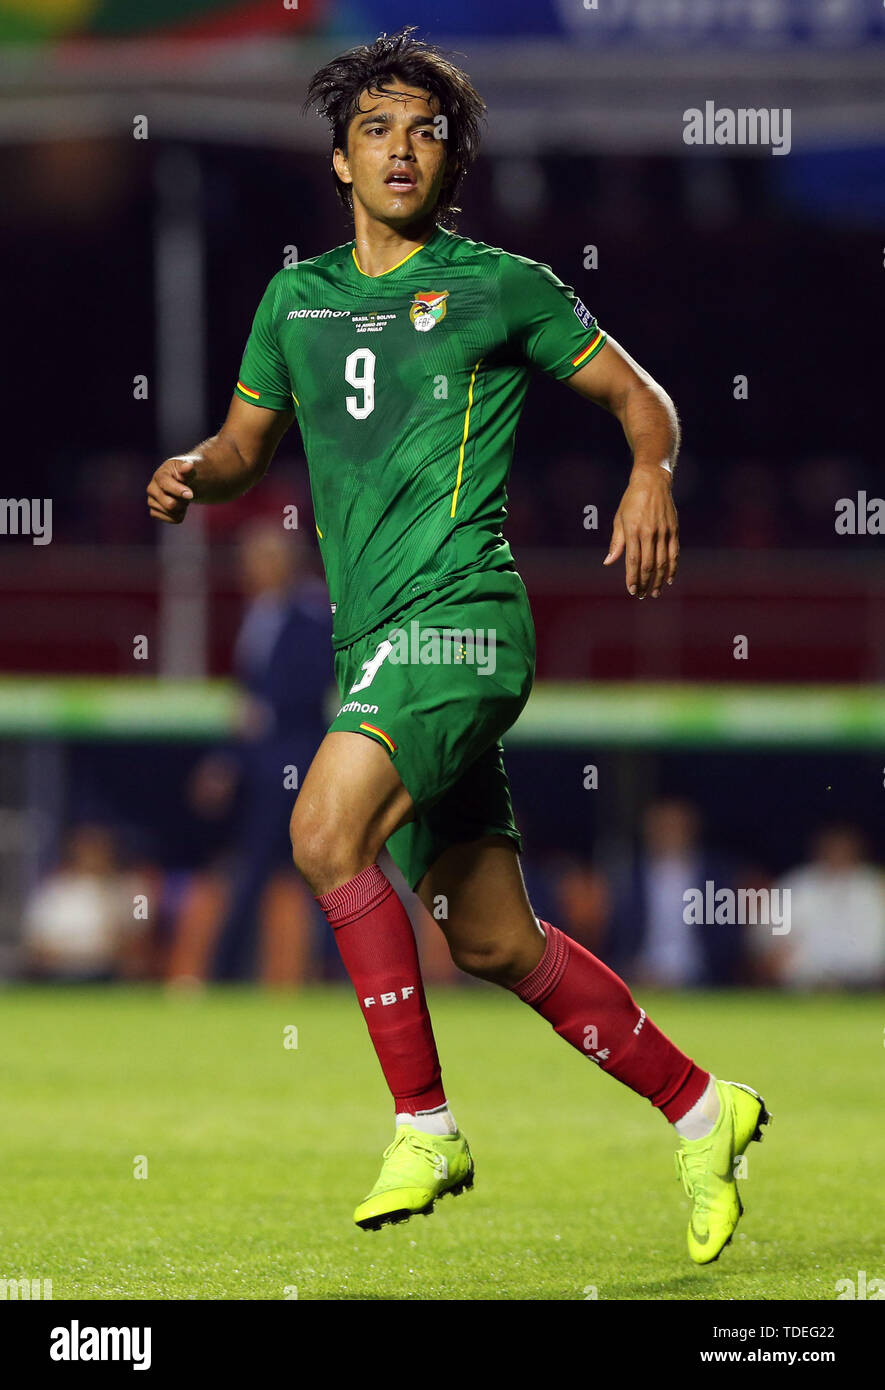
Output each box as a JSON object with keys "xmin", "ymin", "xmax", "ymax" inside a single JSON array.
[
  {"xmin": 23, "ymin": 825, "xmax": 145, "ymax": 981},
  {"xmin": 752, "ymin": 825, "xmax": 885, "ymax": 990}
]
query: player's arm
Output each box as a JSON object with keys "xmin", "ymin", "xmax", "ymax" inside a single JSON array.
[
  {"xmin": 565, "ymin": 336, "xmax": 680, "ymax": 599},
  {"xmin": 147, "ymin": 394, "xmax": 294, "ymax": 524}
]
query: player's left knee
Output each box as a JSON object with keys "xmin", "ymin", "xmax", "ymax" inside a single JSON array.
[{"xmin": 448, "ymin": 935, "xmax": 537, "ymax": 987}]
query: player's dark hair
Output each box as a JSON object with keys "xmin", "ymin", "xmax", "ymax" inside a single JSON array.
[{"xmin": 303, "ymin": 26, "xmax": 485, "ymax": 227}]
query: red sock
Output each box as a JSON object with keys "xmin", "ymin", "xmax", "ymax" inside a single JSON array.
[
  {"xmin": 510, "ymin": 922, "xmax": 709, "ymax": 1122},
  {"xmin": 316, "ymin": 864, "xmax": 446, "ymax": 1115}
]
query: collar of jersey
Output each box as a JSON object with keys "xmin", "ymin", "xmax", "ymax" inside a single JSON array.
[{"xmin": 350, "ymin": 224, "xmax": 446, "ymax": 279}]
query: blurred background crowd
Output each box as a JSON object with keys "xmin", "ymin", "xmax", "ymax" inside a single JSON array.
[
  {"xmin": 11, "ymin": 519, "xmax": 885, "ymax": 994},
  {"xmin": 1, "ymin": 0, "xmax": 883, "ymax": 995},
  {"xmin": 17, "ymin": 795, "xmax": 885, "ymax": 994}
]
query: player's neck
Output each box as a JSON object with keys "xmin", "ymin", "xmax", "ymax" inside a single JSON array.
[{"xmin": 351, "ymin": 211, "xmax": 438, "ymax": 278}]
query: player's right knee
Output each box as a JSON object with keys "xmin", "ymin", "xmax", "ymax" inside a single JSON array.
[
  {"xmin": 289, "ymin": 810, "xmax": 372, "ymax": 897},
  {"xmin": 289, "ymin": 819, "xmax": 336, "ymax": 892}
]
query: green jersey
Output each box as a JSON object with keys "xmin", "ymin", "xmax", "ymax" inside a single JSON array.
[{"xmin": 235, "ymin": 224, "xmax": 606, "ymax": 650}]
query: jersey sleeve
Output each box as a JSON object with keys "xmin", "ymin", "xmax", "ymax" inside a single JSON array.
[
  {"xmin": 234, "ymin": 272, "xmax": 294, "ymax": 411},
  {"xmin": 499, "ymin": 252, "xmax": 607, "ymax": 379}
]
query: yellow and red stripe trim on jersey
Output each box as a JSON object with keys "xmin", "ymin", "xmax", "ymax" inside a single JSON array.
[
  {"xmin": 359, "ymin": 722, "xmax": 397, "ymax": 754},
  {"xmin": 450, "ymin": 357, "xmax": 483, "ymax": 519},
  {"xmin": 237, "ymin": 380, "xmax": 260, "ymax": 400},
  {"xmin": 571, "ymin": 328, "xmax": 606, "ymax": 368}
]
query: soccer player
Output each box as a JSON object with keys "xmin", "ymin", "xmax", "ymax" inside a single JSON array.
[{"xmin": 147, "ymin": 27, "xmax": 770, "ymax": 1264}]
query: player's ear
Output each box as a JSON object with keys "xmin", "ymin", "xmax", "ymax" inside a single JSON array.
[{"xmin": 332, "ymin": 146, "xmax": 352, "ymax": 186}]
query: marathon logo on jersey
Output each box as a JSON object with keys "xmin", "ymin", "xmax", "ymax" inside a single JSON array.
[
  {"xmin": 410, "ymin": 291, "xmax": 449, "ymax": 332},
  {"xmin": 287, "ymin": 308, "xmax": 350, "ymax": 319},
  {"xmin": 573, "ymin": 298, "xmax": 595, "ymax": 332},
  {"xmin": 337, "ymin": 701, "xmax": 379, "ymax": 716}
]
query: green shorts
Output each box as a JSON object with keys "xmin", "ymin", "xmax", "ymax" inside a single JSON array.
[{"xmin": 329, "ymin": 565, "xmax": 536, "ymax": 890}]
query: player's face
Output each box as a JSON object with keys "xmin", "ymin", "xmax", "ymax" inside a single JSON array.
[{"xmin": 334, "ymin": 83, "xmax": 449, "ymax": 227}]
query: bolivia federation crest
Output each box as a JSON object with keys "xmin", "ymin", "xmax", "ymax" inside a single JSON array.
[{"xmin": 410, "ymin": 290, "xmax": 449, "ymax": 332}]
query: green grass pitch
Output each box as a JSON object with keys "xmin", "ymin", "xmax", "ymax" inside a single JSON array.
[{"xmin": 0, "ymin": 983, "xmax": 881, "ymax": 1300}]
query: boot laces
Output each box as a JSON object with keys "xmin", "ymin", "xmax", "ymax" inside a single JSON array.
[
  {"xmin": 381, "ymin": 1127, "xmax": 442, "ymax": 1176},
  {"xmin": 675, "ymin": 1146, "xmax": 713, "ymax": 1212}
]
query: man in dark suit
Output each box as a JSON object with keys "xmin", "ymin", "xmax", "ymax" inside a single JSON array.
[
  {"xmin": 604, "ymin": 798, "xmax": 745, "ymax": 988},
  {"xmin": 195, "ymin": 521, "xmax": 333, "ymax": 980}
]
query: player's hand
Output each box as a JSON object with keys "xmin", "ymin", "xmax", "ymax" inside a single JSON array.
[
  {"xmin": 603, "ymin": 463, "xmax": 678, "ymax": 598},
  {"xmin": 146, "ymin": 457, "xmax": 196, "ymax": 524}
]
